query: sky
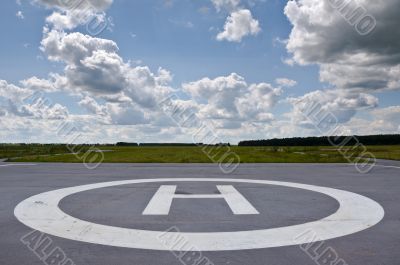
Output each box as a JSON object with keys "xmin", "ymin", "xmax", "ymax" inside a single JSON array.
[{"xmin": 0, "ymin": 0, "xmax": 399, "ymax": 144}]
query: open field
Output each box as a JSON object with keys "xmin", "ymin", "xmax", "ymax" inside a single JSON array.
[
  {"xmin": 0, "ymin": 144, "xmax": 92, "ymax": 161},
  {"xmin": 1, "ymin": 144, "xmax": 399, "ymax": 163}
]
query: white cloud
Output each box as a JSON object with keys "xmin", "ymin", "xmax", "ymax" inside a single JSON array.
[
  {"xmin": 183, "ymin": 73, "xmax": 246, "ymax": 101},
  {"xmin": 371, "ymin": 106, "xmax": 400, "ymax": 122},
  {"xmin": 276, "ymin": 78, "xmax": 297, "ymax": 87},
  {"xmin": 332, "ymin": 105, "xmax": 400, "ymax": 136},
  {"xmin": 286, "ymin": 89, "xmax": 379, "ymax": 129},
  {"xmin": 37, "ymin": 0, "xmax": 112, "ymax": 31},
  {"xmin": 183, "ymin": 73, "xmax": 280, "ymax": 127},
  {"xmin": 40, "ymin": 29, "xmax": 172, "ymax": 109},
  {"xmin": 107, "ymin": 103, "xmax": 148, "ymax": 125},
  {"xmin": 217, "ymin": 9, "xmax": 260, "ymax": 42},
  {"xmin": 0, "ymin": 80, "xmax": 69, "ymax": 120},
  {"xmin": 16, "ymin": 11, "xmax": 24, "ymax": 19},
  {"xmin": 209, "ymin": 0, "xmax": 261, "ymax": 43},
  {"xmin": 40, "ymin": 29, "xmax": 118, "ymax": 64},
  {"xmin": 78, "ymin": 96, "xmax": 107, "ymax": 116},
  {"xmin": 45, "ymin": 11, "xmax": 90, "ymax": 30},
  {"xmin": 236, "ymin": 83, "xmax": 280, "ymax": 123},
  {"xmin": 34, "ymin": 0, "xmax": 113, "ymax": 12},
  {"xmin": 2, "ymin": 0, "xmax": 398, "ymax": 143},
  {"xmin": 0, "ymin": 80, "xmax": 32, "ymax": 102},
  {"xmin": 21, "ymin": 74, "xmax": 65, "ymax": 93},
  {"xmin": 370, "ymin": 106, "xmax": 400, "ymax": 131},
  {"xmin": 284, "ymin": 0, "xmax": 400, "ymax": 91},
  {"xmin": 211, "ymin": 0, "xmax": 240, "ymax": 12}
]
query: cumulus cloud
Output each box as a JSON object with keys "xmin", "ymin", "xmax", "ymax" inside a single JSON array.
[
  {"xmin": 370, "ymin": 106, "xmax": 400, "ymax": 131},
  {"xmin": 210, "ymin": 0, "xmax": 261, "ymax": 43},
  {"xmin": 276, "ymin": 78, "xmax": 297, "ymax": 87},
  {"xmin": 0, "ymin": 28, "xmax": 175, "ymax": 130},
  {"xmin": 274, "ymin": 0, "xmax": 400, "ymax": 138},
  {"xmin": 78, "ymin": 96, "xmax": 107, "ymax": 116},
  {"xmin": 287, "ymin": 89, "xmax": 379, "ymax": 130},
  {"xmin": 183, "ymin": 73, "xmax": 280, "ymax": 127},
  {"xmin": 41, "ymin": 29, "xmax": 118, "ymax": 64},
  {"xmin": 45, "ymin": 11, "xmax": 106, "ymax": 31},
  {"xmin": 35, "ymin": 0, "xmax": 112, "ymax": 30},
  {"xmin": 16, "ymin": 11, "xmax": 24, "ymax": 19},
  {"xmin": 3, "ymin": 0, "xmax": 397, "ymax": 143},
  {"xmin": 236, "ymin": 83, "xmax": 279, "ymax": 122},
  {"xmin": 0, "ymin": 80, "xmax": 32, "ymax": 102},
  {"xmin": 211, "ymin": 0, "xmax": 240, "ymax": 12},
  {"xmin": 21, "ymin": 74, "xmax": 65, "ymax": 93},
  {"xmin": 372, "ymin": 106, "xmax": 400, "ymax": 122},
  {"xmin": 284, "ymin": 0, "xmax": 400, "ymax": 91},
  {"xmin": 217, "ymin": 9, "xmax": 260, "ymax": 42},
  {"xmin": 40, "ymin": 29, "xmax": 172, "ymax": 108},
  {"xmin": 327, "ymin": 105, "xmax": 400, "ymax": 136},
  {"xmin": 34, "ymin": 0, "xmax": 113, "ymax": 12},
  {"xmin": 0, "ymin": 80, "xmax": 69, "ymax": 120},
  {"xmin": 17, "ymin": 100, "xmax": 69, "ymax": 120},
  {"xmin": 107, "ymin": 103, "xmax": 148, "ymax": 125}
]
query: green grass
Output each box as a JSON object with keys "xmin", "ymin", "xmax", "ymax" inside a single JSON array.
[
  {"xmin": 2, "ymin": 144, "xmax": 398, "ymax": 163},
  {"xmin": 0, "ymin": 144, "xmax": 89, "ymax": 159},
  {"xmin": 357, "ymin": 145, "xmax": 400, "ymax": 161}
]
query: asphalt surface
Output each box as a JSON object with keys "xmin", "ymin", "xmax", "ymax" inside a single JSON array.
[{"xmin": 1, "ymin": 161, "xmax": 399, "ymax": 265}]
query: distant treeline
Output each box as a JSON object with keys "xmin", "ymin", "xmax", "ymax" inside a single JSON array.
[
  {"xmin": 0, "ymin": 143, "xmax": 113, "ymax": 146},
  {"xmin": 115, "ymin": 142, "xmax": 231, "ymax": 147},
  {"xmin": 238, "ymin": 134, "xmax": 400, "ymax": 146},
  {"xmin": 116, "ymin": 142, "xmax": 200, "ymax": 147},
  {"xmin": 1, "ymin": 142, "xmax": 231, "ymax": 147},
  {"xmin": 139, "ymin": 143, "xmax": 200, "ymax": 147}
]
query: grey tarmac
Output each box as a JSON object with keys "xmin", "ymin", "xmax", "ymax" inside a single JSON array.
[{"xmin": 0, "ymin": 161, "xmax": 399, "ymax": 265}]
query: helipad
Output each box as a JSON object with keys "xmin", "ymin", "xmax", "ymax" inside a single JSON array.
[
  {"xmin": 14, "ymin": 178, "xmax": 384, "ymax": 251},
  {"xmin": 1, "ymin": 162, "xmax": 399, "ymax": 265}
]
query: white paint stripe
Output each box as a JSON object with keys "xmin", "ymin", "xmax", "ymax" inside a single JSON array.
[
  {"xmin": 143, "ymin": 185, "xmax": 176, "ymax": 215},
  {"xmin": 173, "ymin": 194, "xmax": 223, "ymax": 198},
  {"xmin": 143, "ymin": 184, "xmax": 258, "ymax": 215},
  {"xmin": 0, "ymin": 163, "xmax": 37, "ymax": 167},
  {"xmin": 374, "ymin": 165, "xmax": 400, "ymax": 169},
  {"xmin": 217, "ymin": 185, "xmax": 260, "ymax": 215},
  {"xmin": 14, "ymin": 178, "xmax": 385, "ymax": 251}
]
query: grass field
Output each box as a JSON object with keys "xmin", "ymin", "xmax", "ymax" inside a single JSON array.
[
  {"xmin": 0, "ymin": 144, "xmax": 89, "ymax": 159},
  {"xmin": 1, "ymin": 144, "xmax": 399, "ymax": 163}
]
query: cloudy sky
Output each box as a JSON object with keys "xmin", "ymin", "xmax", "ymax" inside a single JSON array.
[{"xmin": 0, "ymin": 0, "xmax": 399, "ymax": 144}]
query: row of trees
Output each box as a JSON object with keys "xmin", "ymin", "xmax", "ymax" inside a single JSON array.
[
  {"xmin": 238, "ymin": 134, "xmax": 400, "ymax": 146},
  {"xmin": 116, "ymin": 142, "xmax": 200, "ymax": 147},
  {"xmin": 115, "ymin": 142, "xmax": 231, "ymax": 147},
  {"xmin": 2, "ymin": 135, "xmax": 399, "ymax": 147}
]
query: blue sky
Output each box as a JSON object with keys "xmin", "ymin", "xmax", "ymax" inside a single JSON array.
[{"xmin": 0, "ymin": 0, "xmax": 399, "ymax": 143}]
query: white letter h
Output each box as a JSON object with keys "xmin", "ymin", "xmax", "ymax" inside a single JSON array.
[{"xmin": 143, "ymin": 185, "xmax": 259, "ymax": 215}]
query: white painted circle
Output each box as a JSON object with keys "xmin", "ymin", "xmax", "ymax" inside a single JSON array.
[{"xmin": 14, "ymin": 178, "xmax": 384, "ymax": 251}]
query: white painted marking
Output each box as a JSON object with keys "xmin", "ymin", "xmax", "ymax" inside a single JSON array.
[
  {"xmin": 143, "ymin": 185, "xmax": 177, "ymax": 215},
  {"xmin": 346, "ymin": 163, "xmax": 400, "ymax": 170},
  {"xmin": 0, "ymin": 163, "xmax": 37, "ymax": 167},
  {"xmin": 14, "ymin": 178, "xmax": 385, "ymax": 251},
  {"xmin": 374, "ymin": 165, "xmax": 400, "ymax": 170},
  {"xmin": 216, "ymin": 185, "xmax": 259, "ymax": 215},
  {"xmin": 143, "ymin": 185, "xmax": 259, "ymax": 215}
]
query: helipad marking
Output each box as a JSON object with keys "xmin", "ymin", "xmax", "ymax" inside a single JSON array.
[
  {"xmin": 143, "ymin": 185, "xmax": 259, "ymax": 215},
  {"xmin": 14, "ymin": 178, "xmax": 385, "ymax": 251}
]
